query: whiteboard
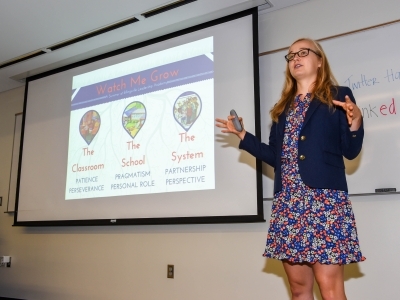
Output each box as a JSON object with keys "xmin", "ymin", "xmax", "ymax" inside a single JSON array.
[
  {"xmin": 259, "ymin": 22, "xmax": 400, "ymax": 197},
  {"xmin": 7, "ymin": 113, "xmax": 22, "ymax": 212}
]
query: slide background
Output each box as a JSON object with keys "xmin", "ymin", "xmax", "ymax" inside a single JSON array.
[
  {"xmin": 66, "ymin": 79, "xmax": 215, "ymax": 199},
  {"xmin": 65, "ymin": 38, "xmax": 215, "ymax": 200}
]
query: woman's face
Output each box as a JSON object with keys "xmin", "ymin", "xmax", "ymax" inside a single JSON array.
[{"xmin": 287, "ymin": 40, "xmax": 322, "ymax": 81}]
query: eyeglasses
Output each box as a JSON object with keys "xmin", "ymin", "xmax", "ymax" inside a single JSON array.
[{"xmin": 285, "ymin": 48, "xmax": 321, "ymax": 62}]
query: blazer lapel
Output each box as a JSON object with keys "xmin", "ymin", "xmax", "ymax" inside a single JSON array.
[
  {"xmin": 277, "ymin": 112, "xmax": 286, "ymax": 136},
  {"xmin": 276, "ymin": 97, "xmax": 322, "ymax": 135},
  {"xmin": 302, "ymin": 98, "xmax": 322, "ymax": 129}
]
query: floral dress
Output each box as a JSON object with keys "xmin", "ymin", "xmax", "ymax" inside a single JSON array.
[{"xmin": 263, "ymin": 93, "xmax": 365, "ymax": 264}]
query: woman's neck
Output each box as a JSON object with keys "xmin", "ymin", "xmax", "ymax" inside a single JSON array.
[{"xmin": 296, "ymin": 78, "xmax": 316, "ymax": 96}]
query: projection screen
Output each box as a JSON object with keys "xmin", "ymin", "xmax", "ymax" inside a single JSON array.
[{"xmin": 14, "ymin": 8, "xmax": 263, "ymax": 226}]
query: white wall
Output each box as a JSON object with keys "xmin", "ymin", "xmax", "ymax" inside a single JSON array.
[
  {"xmin": 1, "ymin": 0, "xmax": 400, "ymax": 299},
  {"xmin": 259, "ymin": 0, "xmax": 400, "ymax": 53}
]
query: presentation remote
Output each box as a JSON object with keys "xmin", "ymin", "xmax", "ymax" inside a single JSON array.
[{"xmin": 230, "ymin": 109, "xmax": 243, "ymax": 132}]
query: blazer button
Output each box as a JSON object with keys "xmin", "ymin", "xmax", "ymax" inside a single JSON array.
[
  {"xmin": 299, "ymin": 155, "xmax": 306, "ymax": 160},
  {"xmin": 300, "ymin": 135, "xmax": 306, "ymax": 141}
]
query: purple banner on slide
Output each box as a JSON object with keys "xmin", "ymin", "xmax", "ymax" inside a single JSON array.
[{"xmin": 71, "ymin": 54, "xmax": 213, "ymax": 111}]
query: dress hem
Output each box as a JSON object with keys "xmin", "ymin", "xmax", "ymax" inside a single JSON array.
[{"xmin": 262, "ymin": 253, "xmax": 366, "ymax": 265}]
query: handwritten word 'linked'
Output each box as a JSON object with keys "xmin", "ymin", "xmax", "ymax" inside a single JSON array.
[{"xmin": 360, "ymin": 98, "xmax": 396, "ymax": 119}]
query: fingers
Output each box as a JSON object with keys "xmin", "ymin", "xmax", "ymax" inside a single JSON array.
[
  {"xmin": 215, "ymin": 116, "xmax": 245, "ymax": 135},
  {"xmin": 333, "ymin": 97, "xmax": 353, "ymax": 125},
  {"xmin": 344, "ymin": 95, "xmax": 352, "ymax": 103},
  {"xmin": 333, "ymin": 95, "xmax": 352, "ymax": 105},
  {"xmin": 332, "ymin": 99, "xmax": 345, "ymax": 108},
  {"xmin": 215, "ymin": 118, "xmax": 226, "ymax": 124},
  {"xmin": 344, "ymin": 95, "xmax": 354, "ymax": 114},
  {"xmin": 215, "ymin": 117, "xmax": 233, "ymax": 130},
  {"xmin": 238, "ymin": 117, "xmax": 244, "ymax": 128},
  {"xmin": 215, "ymin": 118, "xmax": 228, "ymax": 128}
]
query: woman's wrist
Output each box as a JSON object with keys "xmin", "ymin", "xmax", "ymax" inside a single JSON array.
[
  {"xmin": 238, "ymin": 130, "xmax": 246, "ymax": 140},
  {"xmin": 350, "ymin": 117, "xmax": 362, "ymax": 132}
]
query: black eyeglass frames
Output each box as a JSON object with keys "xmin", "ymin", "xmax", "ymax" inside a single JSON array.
[{"xmin": 285, "ymin": 48, "xmax": 321, "ymax": 62}]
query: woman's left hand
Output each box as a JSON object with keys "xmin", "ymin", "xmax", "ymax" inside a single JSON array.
[{"xmin": 332, "ymin": 95, "xmax": 362, "ymax": 131}]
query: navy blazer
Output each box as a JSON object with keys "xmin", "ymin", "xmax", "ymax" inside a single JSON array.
[{"xmin": 239, "ymin": 86, "xmax": 363, "ymax": 193}]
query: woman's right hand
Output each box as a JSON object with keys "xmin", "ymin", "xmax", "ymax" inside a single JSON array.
[{"xmin": 215, "ymin": 116, "xmax": 246, "ymax": 140}]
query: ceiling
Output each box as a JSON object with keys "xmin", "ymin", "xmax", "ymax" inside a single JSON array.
[{"xmin": 0, "ymin": 0, "xmax": 307, "ymax": 94}]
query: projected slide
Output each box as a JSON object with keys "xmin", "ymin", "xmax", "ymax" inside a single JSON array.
[{"xmin": 66, "ymin": 37, "xmax": 214, "ymax": 200}]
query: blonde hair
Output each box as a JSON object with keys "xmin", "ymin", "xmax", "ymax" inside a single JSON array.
[{"xmin": 270, "ymin": 38, "xmax": 339, "ymax": 122}]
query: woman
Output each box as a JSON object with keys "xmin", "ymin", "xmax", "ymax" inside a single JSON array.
[{"xmin": 216, "ymin": 38, "xmax": 365, "ymax": 300}]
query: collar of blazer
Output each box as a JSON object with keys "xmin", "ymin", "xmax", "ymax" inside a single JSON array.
[{"xmin": 277, "ymin": 97, "xmax": 322, "ymax": 136}]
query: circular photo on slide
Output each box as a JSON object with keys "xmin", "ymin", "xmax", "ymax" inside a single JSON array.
[
  {"xmin": 173, "ymin": 91, "xmax": 202, "ymax": 132},
  {"xmin": 122, "ymin": 101, "xmax": 147, "ymax": 139},
  {"xmin": 79, "ymin": 110, "xmax": 101, "ymax": 145}
]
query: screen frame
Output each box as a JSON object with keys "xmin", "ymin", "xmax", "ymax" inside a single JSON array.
[{"xmin": 14, "ymin": 8, "xmax": 264, "ymax": 227}]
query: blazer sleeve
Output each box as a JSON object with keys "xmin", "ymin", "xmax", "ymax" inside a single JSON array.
[
  {"xmin": 338, "ymin": 86, "xmax": 364, "ymax": 160},
  {"xmin": 238, "ymin": 122, "xmax": 277, "ymax": 168}
]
